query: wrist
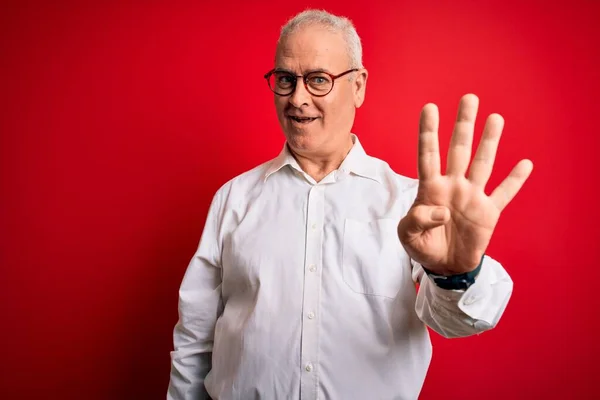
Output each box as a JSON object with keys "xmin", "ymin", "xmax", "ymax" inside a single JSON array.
[{"xmin": 422, "ymin": 255, "xmax": 485, "ymax": 290}]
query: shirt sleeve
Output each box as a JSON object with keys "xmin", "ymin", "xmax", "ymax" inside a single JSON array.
[
  {"xmin": 412, "ymin": 255, "xmax": 513, "ymax": 338},
  {"xmin": 167, "ymin": 189, "xmax": 225, "ymax": 400}
]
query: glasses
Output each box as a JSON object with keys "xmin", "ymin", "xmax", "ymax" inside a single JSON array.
[{"xmin": 264, "ymin": 68, "xmax": 359, "ymax": 97}]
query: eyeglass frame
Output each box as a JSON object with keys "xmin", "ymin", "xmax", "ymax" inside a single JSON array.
[{"xmin": 263, "ymin": 68, "xmax": 360, "ymax": 97}]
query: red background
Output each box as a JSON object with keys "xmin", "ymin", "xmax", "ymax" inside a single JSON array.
[{"xmin": 1, "ymin": 0, "xmax": 599, "ymax": 399}]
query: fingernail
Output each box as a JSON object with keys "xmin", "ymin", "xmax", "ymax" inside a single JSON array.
[{"xmin": 431, "ymin": 207, "xmax": 447, "ymax": 221}]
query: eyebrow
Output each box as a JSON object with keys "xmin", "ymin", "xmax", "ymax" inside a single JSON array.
[{"xmin": 273, "ymin": 67, "xmax": 333, "ymax": 75}]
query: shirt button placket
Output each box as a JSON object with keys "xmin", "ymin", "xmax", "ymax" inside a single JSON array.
[{"xmin": 300, "ymin": 184, "xmax": 324, "ymax": 400}]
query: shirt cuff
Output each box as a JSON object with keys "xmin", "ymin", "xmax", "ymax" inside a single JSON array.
[{"xmin": 426, "ymin": 255, "xmax": 514, "ymax": 326}]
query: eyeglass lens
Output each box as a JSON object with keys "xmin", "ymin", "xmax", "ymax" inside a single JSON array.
[{"xmin": 268, "ymin": 71, "xmax": 333, "ymax": 95}]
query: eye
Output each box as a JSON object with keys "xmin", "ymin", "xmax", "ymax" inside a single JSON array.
[
  {"xmin": 308, "ymin": 73, "xmax": 331, "ymax": 86},
  {"xmin": 273, "ymin": 72, "xmax": 295, "ymax": 88}
]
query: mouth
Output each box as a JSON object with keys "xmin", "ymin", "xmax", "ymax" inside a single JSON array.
[{"xmin": 287, "ymin": 116, "xmax": 318, "ymax": 124}]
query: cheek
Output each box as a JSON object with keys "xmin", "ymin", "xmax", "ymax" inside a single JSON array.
[
  {"xmin": 314, "ymin": 98, "xmax": 333, "ymax": 119},
  {"xmin": 274, "ymin": 98, "xmax": 287, "ymax": 116},
  {"xmin": 316, "ymin": 95, "xmax": 352, "ymax": 125}
]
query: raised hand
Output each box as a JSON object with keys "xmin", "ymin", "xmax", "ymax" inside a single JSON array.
[{"xmin": 397, "ymin": 94, "xmax": 533, "ymax": 276}]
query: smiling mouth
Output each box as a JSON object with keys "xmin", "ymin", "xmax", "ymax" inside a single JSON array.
[{"xmin": 288, "ymin": 116, "xmax": 318, "ymax": 124}]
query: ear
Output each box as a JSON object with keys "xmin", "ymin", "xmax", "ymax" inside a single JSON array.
[{"xmin": 353, "ymin": 68, "xmax": 368, "ymax": 108}]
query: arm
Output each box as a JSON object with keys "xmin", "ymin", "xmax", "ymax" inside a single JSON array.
[
  {"xmin": 167, "ymin": 190, "xmax": 224, "ymax": 400},
  {"xmin": 412, "ymin": 255, "xmax": 513, "ymax": 338},
  {"xmin": 397, "ymin": 94, "xmax": 532, "ymax": 337}
]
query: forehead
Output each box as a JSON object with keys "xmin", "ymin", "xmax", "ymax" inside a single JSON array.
[{"xmin": 275, "ymin": 25, "xmax": 350, "ymax": 72}]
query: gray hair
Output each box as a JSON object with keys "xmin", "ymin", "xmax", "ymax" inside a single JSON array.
[{"xmin": 277, "ymin": 9, "xmax": 363, "ymax": 69}]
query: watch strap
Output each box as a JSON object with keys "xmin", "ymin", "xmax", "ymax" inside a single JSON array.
[{"xmin": 421, "ymin": 255, "xmax": 485, "ymax": 290}]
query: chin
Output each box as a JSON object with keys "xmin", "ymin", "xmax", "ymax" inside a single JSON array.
[{"xmin": 283, "ymin": 129, "xmax": 319, "ymax": 152}]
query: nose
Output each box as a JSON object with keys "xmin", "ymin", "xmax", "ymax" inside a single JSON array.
[{"xmin": 288, "ymin": 78, "xmax": 311, "ymax": 108}]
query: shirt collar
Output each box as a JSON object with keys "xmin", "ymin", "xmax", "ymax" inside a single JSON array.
[{"xmin": 264, "ymin": 134, "xmax": 382, "ymax": 184}]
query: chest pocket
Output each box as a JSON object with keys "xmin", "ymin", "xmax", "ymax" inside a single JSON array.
[{"xmin": 342, "ymin": 218, "xmax": 410, "ymax": 299}]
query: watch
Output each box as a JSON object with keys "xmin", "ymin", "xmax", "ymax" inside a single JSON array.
[{"xmin": 421, "ymin": 255, "xmax": 485, "ymax": 290}]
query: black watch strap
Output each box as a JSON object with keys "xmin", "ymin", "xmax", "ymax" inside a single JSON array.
[{"xmin": 421, "ymin": 256, "xmax": 485, "ymax": 290}]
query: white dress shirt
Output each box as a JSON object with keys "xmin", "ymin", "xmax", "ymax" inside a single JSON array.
[{"xmin": 167, "ymin": 135, "xmax": 513, "ymax": 400}]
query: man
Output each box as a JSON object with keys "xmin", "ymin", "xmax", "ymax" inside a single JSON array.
[{"xmin": 167, "ymin": 9, "xmax": 533, "ymax": 400}]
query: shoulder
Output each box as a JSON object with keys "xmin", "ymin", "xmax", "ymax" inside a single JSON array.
[
  {"xmin": 211, "ymin": 156, "xmax": 277, "ymax": 201},
  {"xmin": 369, "ymin": 154, "xmax": 419, "ymax": 194}
]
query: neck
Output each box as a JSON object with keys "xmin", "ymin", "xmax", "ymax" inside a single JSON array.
[{"xmin": 289, "ymin": 136, "xmax": 354, "ymax": 182}]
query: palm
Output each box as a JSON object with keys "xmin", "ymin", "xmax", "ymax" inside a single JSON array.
[{"xmin": 398, "ymin": 94, "xmax": 533, "ymax": 275}]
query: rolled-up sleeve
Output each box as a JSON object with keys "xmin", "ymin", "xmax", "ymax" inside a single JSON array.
[
  {"xmin": 167, "ymin": 190, "xmax": 224, "ymax": 400},
  {"xmin": 412, "ymin": 255, "xmax": 513, "ymax": 338}
]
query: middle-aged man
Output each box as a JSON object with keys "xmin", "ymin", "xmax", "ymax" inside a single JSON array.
[{"xmin": 167, "ymin": 9, "xmax": 533, "ymax": 400}]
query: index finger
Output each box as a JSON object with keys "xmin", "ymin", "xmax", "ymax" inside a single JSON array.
[{"xmin": 418, "ymin": 103, "xmax": 441, "ymax": 181}]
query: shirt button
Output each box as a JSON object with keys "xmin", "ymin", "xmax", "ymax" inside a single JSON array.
[
  {"xmin": 311, "ymin": 223, "xmax": 317, "ymax": 230},
  {"xmin": 305, "ymin": 363, "xmax": 313, "ymax": 372},
  {"xmin": 309, "ymin": 264, "xmax": 316, "ymax": 272},
  {"xmin": 307, "ymin": 312, "xmax": 315, "ymax": 319}
]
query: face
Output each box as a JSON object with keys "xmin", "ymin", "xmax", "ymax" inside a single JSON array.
[{"xmin": 273, "ymin": 25, "xmax": 368, "ymax": 158}]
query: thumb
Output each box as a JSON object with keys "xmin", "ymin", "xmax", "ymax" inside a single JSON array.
[{"xmin": 398, "ymin": 205, "xmax": 450, "ymax": 240}]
